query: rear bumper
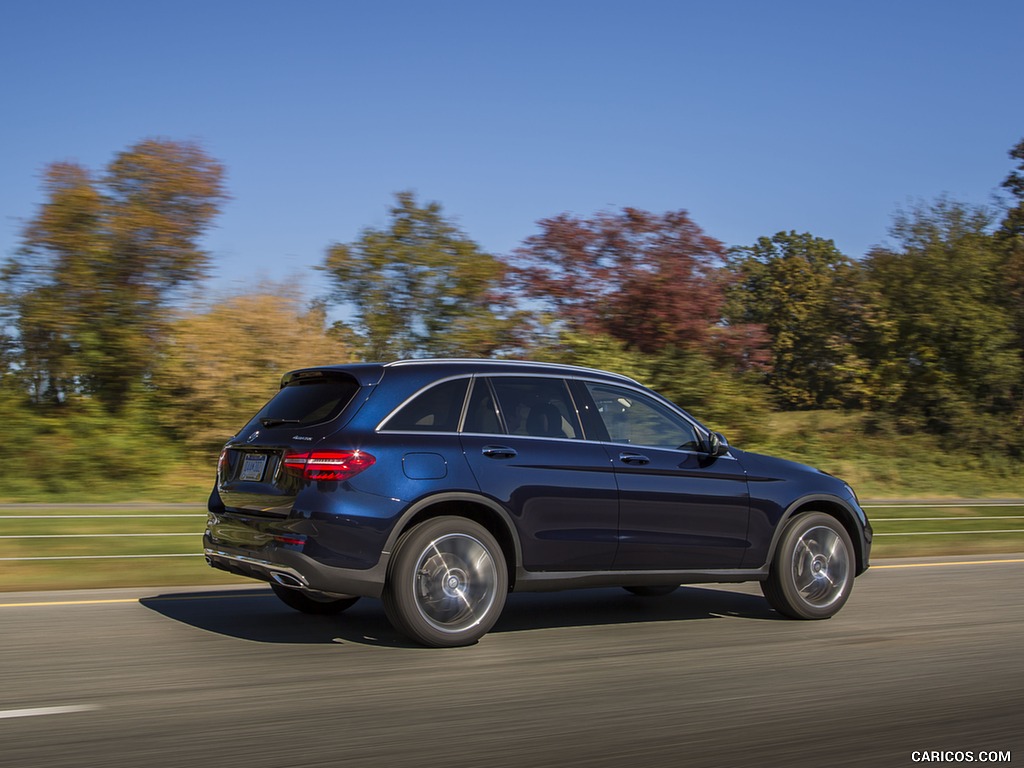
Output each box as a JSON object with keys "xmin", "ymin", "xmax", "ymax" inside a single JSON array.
[{"xmin": 204, "ymin": 543, "xmax": 388, "ymax": 598}]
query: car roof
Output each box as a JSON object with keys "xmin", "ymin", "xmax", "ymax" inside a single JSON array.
[{"xmin": 284, "ymin": 358, "xmax": 642, "ymax": 388}]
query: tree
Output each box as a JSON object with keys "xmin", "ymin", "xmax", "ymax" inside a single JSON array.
[
  {"xmin": 998, "ymin": 136, "xmax": 1024, "ymax": 357},
  {"xmin": 4, "ymin": 138, "xmax": 227, "ymax": 409},
  {"xmin": 725, "ymin": 232, "xmax": 876, "ymax": 409},
  {"xmin": 150, "ymin": 289, "xmax": 352, "ymax": 454},
  {"xmin": 322, "ymin": 192, "xmax": 511, "ymax": 360},
  {"xmin": 505, "ymin": 207, "xmax": 768, "ymax": 369},
  {"xmin": 864, "ymin": 199, "xmax": 1022, "ymax": 448}
]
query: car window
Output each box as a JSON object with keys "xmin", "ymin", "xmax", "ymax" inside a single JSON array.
[
  {"xmin": 488, "ymin": 377, "xmax": 582, "ymax": 439},
  {"xmin": 254, "ymin": 373, "xmax": 360, "ymax": 428},
  {"xmin": 381, "ymin": 378, "xmax": 469, "ymax": 432},
  {"xmin": 462, "ymin": 377, "xmax": 504, "ymax": 434},
  {"xmin": 585, "ymin": 382, "xmax": 700, "ymax": 451}
]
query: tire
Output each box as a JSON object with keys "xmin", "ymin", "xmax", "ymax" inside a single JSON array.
[
  {"xmin": 762, "ymin": 512, "xmax": 855, "ymax": 620},
  {"xmin": 383, "ymin": 516, "xmax": 508, "ymax": 647},
  {"xmin": 270, "ymin": 582, "xmax": 360, "ymax": 615},
  {"xmin": 623, "ymin": 585, "xmax": 679, "ymax": 597}
]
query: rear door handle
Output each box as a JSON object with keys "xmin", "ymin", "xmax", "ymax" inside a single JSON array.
[
  {"xmin": 482, "ymin": 445, "xmax": 517, "ymax": 459},
  {"xmin": 618, "ymin": 452, "xmax": 650, "ymax": 466}
]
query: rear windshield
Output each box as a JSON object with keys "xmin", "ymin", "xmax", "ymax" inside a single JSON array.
[{"xmin": 254, "ymin": 373, "xmax": 360, "ymax": 428}]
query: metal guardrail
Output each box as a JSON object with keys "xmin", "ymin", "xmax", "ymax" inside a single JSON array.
[{"xmin": 1, "ymin": 502, "xmax": 1023, "ymax": 561}]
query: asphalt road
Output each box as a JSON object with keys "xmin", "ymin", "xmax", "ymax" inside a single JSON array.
[{"xmin": 1, "ymin": 555, "xmax": 1021, "ymax": 768}]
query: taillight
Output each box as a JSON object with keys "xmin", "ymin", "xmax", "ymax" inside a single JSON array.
[
  {"xmin": 282, "ymin": 450, "xmax": 376, "ymax": 481},
  {"xmin": 217, "ymin": 449, "xmax": 230, "ymax": 479}
]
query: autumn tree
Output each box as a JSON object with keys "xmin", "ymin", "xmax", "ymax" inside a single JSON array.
[
  {"xmin": 509, "ymin": 208, "xmax": 719, "ymax": 350},
  {"xmin": 725, "ymin": 232, "xmax": 878, "ymax": 409},
  {"xmin": 3, "ymin": 138, "xmax": 227, "ymax": 409},
  {"xmin": 151, "ymin": 289, "xmax": 351, "ymax": 453},
  {"xmin": 322, "ymin": 192, "xmax": 512, "ymax": 360}
]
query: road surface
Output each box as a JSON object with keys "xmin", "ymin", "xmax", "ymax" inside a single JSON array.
[{"xmin": 1, "ymin": 554, "xmax": 1021, "ymax": 768}]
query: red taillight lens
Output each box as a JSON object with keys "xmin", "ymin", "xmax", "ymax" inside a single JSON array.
[
  {"xmin": 282, "ymin": 450, "xmax": 376, "ymax": 481},
  {"xmin": 217, "ymin": 449, "xmax": 230, "ymax": 479}
]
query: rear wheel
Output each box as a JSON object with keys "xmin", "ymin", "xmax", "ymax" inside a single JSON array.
[
  {"xmin": 623, "ymin": 585, "xmax": 679, "ymax": 596},
  {"xmin": 762, "ymin": 512, "xmax": 854, "ymax": 619},
  {"xmin": 270, "ymin": 582, "xmax": 360, "ymax": 615},
  {"xmin": 383, "ymin": 516, "xmax": 508, "ymax": 647}
]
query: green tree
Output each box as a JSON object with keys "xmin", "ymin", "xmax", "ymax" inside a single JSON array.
[
  {"xmin": 4, "ymin": 139, "xmax": 227, "ymax": 409},
  {"xmin": 998, "ymin": 136, "xmax": 1024, "ymax": 357},
  {"xmin": 725, "ymin": 232, "xmax": 875, "ymax": 409},
  {"xmin": 864, "ymin": 199, "xmax": 1022, "ymax": 449},
  {"xmin": 322, "ymin": 192, "xmax": 512, "ymax": 360}
]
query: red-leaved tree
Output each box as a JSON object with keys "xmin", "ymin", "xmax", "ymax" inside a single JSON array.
[{"xmin": 504, "ymin": 207, "xmax": 767, "ymax": 370}]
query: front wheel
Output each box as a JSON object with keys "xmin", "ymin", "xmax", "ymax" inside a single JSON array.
[
  {"xmin": 270, "ymin": 582, "xmax": 360, "ymax": 615},
  {"xmin": 762, "ymin": 512, "xmax": 855, "ymax": 619},
  {"xmin": 383, "ymin": 516, "xmax": 508, "ymax": 647}
]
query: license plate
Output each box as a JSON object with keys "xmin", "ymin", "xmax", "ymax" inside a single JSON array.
[{"xmin": 240, "ymin": 453, "xmax": 268, "ymax": 482}]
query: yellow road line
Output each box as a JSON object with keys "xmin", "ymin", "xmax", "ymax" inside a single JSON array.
[
  {"xmin": 0, "ymin": 592, "xmax": 270, "ymax": 608},
  {"xmin": 872, "ymin": 558, "xmax": 1024, "ymax": 570}
]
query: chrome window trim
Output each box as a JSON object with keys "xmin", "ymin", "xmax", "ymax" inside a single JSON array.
[
  {"xmin": 374, "ymin": 368, "xmax": 728, "ymax": 458},
  {"xmin": 375, "ymin": 374, "xmax": 473, "ymax": 433}
]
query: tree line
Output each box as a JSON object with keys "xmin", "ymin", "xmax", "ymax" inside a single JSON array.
[{"xmin": 1, "ymin": 136, "xmax": 1022, "ymax": 490}]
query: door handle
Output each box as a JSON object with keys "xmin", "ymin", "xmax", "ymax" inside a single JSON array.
[
  {"xmin": 482, "ymin": 445, "xmax": 517, "ymax": 459},
  {"xmin": 618, "ymin": 452, "xmax": 650, "ymax": 466}
]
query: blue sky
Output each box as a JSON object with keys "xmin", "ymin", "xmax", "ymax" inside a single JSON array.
[{"xmin": 2, "ymin": 1, "xmax": 1022, "ymax": 298}]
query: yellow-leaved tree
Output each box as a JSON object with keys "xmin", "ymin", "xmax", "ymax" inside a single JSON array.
[{"xmin": 151, "ymin": 289, "xmax": 352, "ymax": 455}]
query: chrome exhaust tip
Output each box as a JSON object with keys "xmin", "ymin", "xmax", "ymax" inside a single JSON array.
[{"xmin": 270, "ymin": 571, "xmax": 304, "ymax": 589}]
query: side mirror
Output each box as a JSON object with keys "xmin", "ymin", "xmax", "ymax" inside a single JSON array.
[{"xmin": 706, "ymin": 431, "xmax": 730, "ymax": 457}]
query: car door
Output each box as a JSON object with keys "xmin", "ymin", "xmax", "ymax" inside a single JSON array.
[
  {"xmin": 459, "ymin": 375, "xmax": 619, "ymax": 572},
  {"xmin": 577, "ymin": 381, "xmax": 750, "ymax": 570}
]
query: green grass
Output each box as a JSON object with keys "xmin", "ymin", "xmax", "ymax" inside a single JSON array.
[{"xmin": 743, "ymin": 411, "xmax": 1024, "ymax": 499}]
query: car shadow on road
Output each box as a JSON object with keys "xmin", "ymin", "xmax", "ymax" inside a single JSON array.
[{"xmin": 140, "ymin": 584, "xmax": 779, "ymax": 648}]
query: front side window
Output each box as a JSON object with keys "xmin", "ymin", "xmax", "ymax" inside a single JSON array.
[
  {"xmin": 585, "ymin": 382, "xmax": 700, "ymax": 451},
  {"xmin": 488, "ymin": 377, "xmax": 582, "ymax": 439},
  {"xmin": 381, "ymin": 378, "xmax": 469, "ymax": 432}
]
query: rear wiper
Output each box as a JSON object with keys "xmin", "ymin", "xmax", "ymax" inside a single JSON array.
[{"xmin": 260, "ymin": 417, "xmax": 302, "ymax": 428}]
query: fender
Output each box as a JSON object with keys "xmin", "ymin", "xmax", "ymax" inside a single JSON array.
[
  {"xmin": 379, "ymin": 490, "xmax": 523, "ymax": 569},
  {"xmin": 760, "ymin": 493, "xmax": 870, "ymax": 575}
]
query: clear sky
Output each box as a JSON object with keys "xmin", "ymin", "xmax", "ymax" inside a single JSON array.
[{"xmin": 2, "ymin": 0, "xmax": 1022, "ymax": 298}]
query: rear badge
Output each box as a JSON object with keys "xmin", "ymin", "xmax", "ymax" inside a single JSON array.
[
  {"xmin": 293, "ymin": 435, "xmax": 314, "ymax": 441},
  {"xmin": 246, "ymin": 430, "xmax": 260, "ymax": 443}
]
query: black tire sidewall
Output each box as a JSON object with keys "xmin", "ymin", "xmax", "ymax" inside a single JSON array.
[
  {"xmin": 383, "ymin": 516, "xmax": 508, "ymax": 647},
  {"xmin": 764, "ymin": 512, "xmax": 854, "ymax": 620}
]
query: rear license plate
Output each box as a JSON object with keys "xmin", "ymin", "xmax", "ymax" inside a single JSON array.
[{"xmin": 240, "ymin": 453, "xmax": 268, "ymax": 482}]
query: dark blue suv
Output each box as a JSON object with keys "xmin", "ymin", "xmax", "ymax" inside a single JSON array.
[{"xmin": 205, "ymin": 359, "xmax": 871, "ymax": 646}]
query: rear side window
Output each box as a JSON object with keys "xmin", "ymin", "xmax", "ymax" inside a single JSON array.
[
  {"xmin": 255, "ymin": 373, "xmax": 360, "ymax": 428},
  {"xmin": 489, "ymin": 377, "xmax": 582, "ymax": 439},
  {"xmin": 381, "ymin": 378, "xmax": 470, "ymax": 432}
]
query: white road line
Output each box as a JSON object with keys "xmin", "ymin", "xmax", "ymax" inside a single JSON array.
[{"xmin": 0, "ymin": 705, "xmax": 99, "ymax": 720}]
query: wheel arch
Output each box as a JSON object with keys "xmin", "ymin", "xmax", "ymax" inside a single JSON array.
[
  {"xmin": 765, "ymin": 495, "xmax": 868, "ymax": 576},
  {"xmin": 382, "ymin": 492, "xmax": 521, "ymax": 588}
]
